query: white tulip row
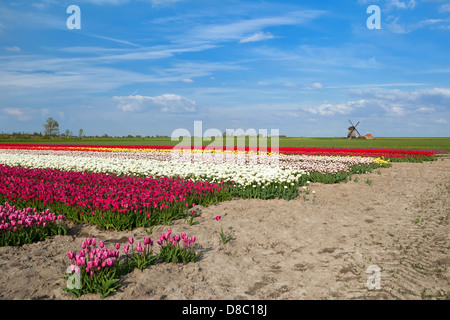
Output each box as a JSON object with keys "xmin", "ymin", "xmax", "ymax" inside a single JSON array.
[
  {"xmin": 0, "ymin": 152, "xmax": 307, "ymax": 187},
  {"xmin": 0, "ymin": 148, "xmax": 378, "ymax": 174}
]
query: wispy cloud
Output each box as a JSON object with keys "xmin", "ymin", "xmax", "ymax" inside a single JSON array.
[
  {"xmin": 77, "ymin": 0, "xmax": 130, "ymax": 5},
  {"xmin": 5, "ymin": 46, "xmax": 22, "ymax": 53},
  {"xmin": 78, "ymin": 0, "xmax": 185, "ymax": 6},
  {"xmin": 114, "ymin": 94, "xmax": 197, "ymax": 113},
  {"xmin": 249, "ymin": 44, "xmax": 380, "ymax": 71},
  {"xmin": 0, "ymin": 5, "xmax": 65, "ymax": 30},
  {"xmin": 349, "ymin": 87, "xmax": 450, "ymax": 116},
  {"xmin": 1, "ymin": 107, "xmax": 48, "ymax": 121},
  {"xmin": 301, "ymin": 87, "xmax": 450, "ymax": 119},
  {"xmin": 440, "ymin": 4, "xmax": 450, "ymax": 13},
  {"xmin": 387, "ymin": 0, "xmax": 416, "ymax": 10},
  {"xmin": 240, "ymin": 31, "xmax": 275, "ymax": 43},
  {"xmin": 386, "ymin": 17, "xmax": 450, "ymax": 34},
  {"xmin": 305, "ymin": 100, "xmax": 366, "ymax": 116},
  {"xmin": 183, "ymin": 10, "xmax": 326, "ymax": 44},
  {"xmin": 84, "ymin": 34, "xmax": 141, "ymax": 47},
  {"xmin": 306, "ymin": 82, "xmax": 323, "ymax": 90}
]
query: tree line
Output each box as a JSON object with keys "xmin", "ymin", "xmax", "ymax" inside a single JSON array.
[{"xmin": 1, "ymin": 117, "xmax": 84, "ymax": 139}]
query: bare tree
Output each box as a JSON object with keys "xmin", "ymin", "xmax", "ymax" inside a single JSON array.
[{"xmin": 64, "ymin": 129, "xmax": 73, "ymax": 138}]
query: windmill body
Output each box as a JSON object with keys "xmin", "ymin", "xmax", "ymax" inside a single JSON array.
[{"xmin": 347, "ymin": 120, "xmax": 361, "ymax": 139}]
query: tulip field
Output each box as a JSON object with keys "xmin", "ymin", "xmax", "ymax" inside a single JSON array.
[
  {"xmin": 0, "ymin": 142, "xmax": 443, "ymax": 298},
  {"xmin": 0, "ymin": 143, "xmax": 438, "ymax": 232}
]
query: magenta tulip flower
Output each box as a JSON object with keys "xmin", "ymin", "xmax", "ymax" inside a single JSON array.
[{"xmin": 68, "ymin": 251, "xmax": 74, "ymax": 260}]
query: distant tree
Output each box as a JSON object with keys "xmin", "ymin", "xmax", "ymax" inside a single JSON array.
[
  {"xmin": 43, "ymin": 117, "xmax": 59, "ymax": 137},
  {"xmin": 78, "ymin": 128, "xmax": 84, "ymax": 139},
  {"xmin": 64, "ymin": 129, "xmax": 73, "ymax": 138}
]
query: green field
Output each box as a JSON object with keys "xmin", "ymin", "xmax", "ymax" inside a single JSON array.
[{"xmin": 0, "ymin": 137, "xmax": 449, "ymax": 152}]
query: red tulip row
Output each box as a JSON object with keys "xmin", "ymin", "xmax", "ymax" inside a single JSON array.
[
  {"xmin": 0, "ymin": 143, "xmax": 173, "ymax": 151},
  {"xmin": 0, "ymin": 143, "xmax": 437, "ymax": 161},
  {"xmin": 0, "ymin": 164, "xmax": 232, "ymax": 230},
  {"xmin": 276, "ymin": 147, "xmax": 437, "ymax": 161}
]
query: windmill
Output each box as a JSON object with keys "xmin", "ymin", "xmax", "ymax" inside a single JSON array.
[{"xmin": 347, "ymin": 120, "xmax": 361, "ymax": 139}]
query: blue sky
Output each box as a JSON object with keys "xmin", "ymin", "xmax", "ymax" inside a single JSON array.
[{"xmin": 0, "ymin": 0, "xmax": 449, "ymax": 137}]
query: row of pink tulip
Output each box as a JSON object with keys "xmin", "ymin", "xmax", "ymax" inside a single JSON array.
[
  {"xmin": 0, "ymin": 202, "xmax": 66, "ymax": 246},
  {"xmin": 64, "ymin": 229, "xmax": 199, "ymax": 298},
  {"xmin": 0, "ymin": 164, "xmax": 232, "ymax": 230}
]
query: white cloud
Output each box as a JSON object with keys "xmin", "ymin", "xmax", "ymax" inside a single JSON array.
[
  {"xmin": 440, "ymin": 4, "xmax": 450, "ymax": 13},
  {"xmin": 306, "ymin": 82, "xmax": 323, "ymax": 90},
  {"xmin": 78, "ymin": 0, "xmax": 129, "ymax": 5},
  {"xmin": 149, "ymin": 0, "xmax": 184, "ymax": 6},
  {"xmin": 358, "ymin": 0, "xmax": 377, "ymax": 4},
  {"xmin": 305, "ymin": 100, "xmax": 366, "ymax": 116},
  {"xmin": 284, "ymin": 82, "xmax": 298, "ymax": 88},
  {"xmin": 304, "ymin": 87, "xmax": 450, "ymax": 118},
  {"xmin": 386, "ymin": 17, "xmax": 449, "ymax": 34},
  {"xmin": 349, "ymin": 87, "xmax": 450, "ymax": 116},
  {"xmin": 74, "ymin": 0, "xmax": 182, "ymax": 8},
  {"xmin": 186, "ymin": 10, "xmax": 326, "ymax": 43},
  {"xmin": 387, "ymin": 0, "xmax": 416, "ymax": 10},
  {"xmin": 0, "ymin": 46, "xmax": 239, "ymax": 92},
  {"xmin": 5, "ymin": 46, "xmax": 22, "ymax": 52},
  {"xmin": 0, "ymin": 5, "xmax": 65, "ymax": 31},
  {"xmin": 417, "ymin": 107, "xmax": 435, "ymax": 113},
  {"xmin": 2, "ymin": 108, "xmax": 31, "ymax": 121},
  {"xmin": 114, "ymin": 94, "xmax": 197, "ymax": 113},
  {"xmin": 1, "ymin": 107, "xmax": 47, "ymax": 121},
  {"xmin": 434, "ymin": 118, "xmax": 448, "ymax": 124},
  {"xmin": 240, "ymin": 31, "xmax": 275, "ymax": 43}
]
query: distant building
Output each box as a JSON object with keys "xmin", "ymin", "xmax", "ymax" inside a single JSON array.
[{"xmin": 268, "ymin": 134, "xmax": 286, "ymax": 138}]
